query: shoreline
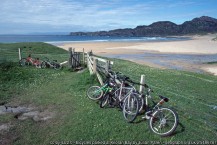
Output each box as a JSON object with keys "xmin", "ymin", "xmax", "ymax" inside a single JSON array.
[{"xmin": 57, "ymin": 34, "xmax": 217, "ymax": 76}]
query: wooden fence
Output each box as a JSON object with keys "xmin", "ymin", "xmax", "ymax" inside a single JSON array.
[
  {"xmin": 68, "ymin": 48, "xmax": 146, "ymax": 92},
  {"xmin": 85, "ymin": 50, "xmax": 145, "ymax": 93},
  {"xmin": 86, "ymin": 51, "xmax": 113, "ymax": 85}
]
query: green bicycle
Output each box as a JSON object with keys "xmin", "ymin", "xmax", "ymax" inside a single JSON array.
[{"xmin": 86, "ymin": 79, "xmax": 115, "ymax": 101}]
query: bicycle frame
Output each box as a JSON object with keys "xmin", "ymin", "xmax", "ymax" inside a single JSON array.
[
  {"xmin": 143, "ymin": 88, "xmax": 170, "ymax": 118},
  {"xmin": 117, "ymin": 84, "xmax": 135, "ymax": 101},
  {"xmin": 97, "ymin": 83, "xmax": 113, "ymax": 95}
]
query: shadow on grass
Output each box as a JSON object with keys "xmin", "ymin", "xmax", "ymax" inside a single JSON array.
[
  {"xmin": 171, "ymin": 122, "xmax": 185, "ymax": 136},
  {"xmin": 133, "ymin": 118, "xmax": 145, "ymax": 124}
]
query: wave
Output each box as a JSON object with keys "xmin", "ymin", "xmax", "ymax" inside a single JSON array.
[{"xmin": 0, "ymin": 35, "xmax": 190, "ymax": 43}]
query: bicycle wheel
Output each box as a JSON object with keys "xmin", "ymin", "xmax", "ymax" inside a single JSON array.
[
  {"xmin": 118, "ymin": 87, "xmax": 131, "ymax": 101},
  {"xmin": 149, "ymin": 107, "xmax": 178, "ymax": 137},
  {"xmin": 87, "ymin": 86, "xmax": 103, "ymax": 100},
  {"xmin": 100, "ymin": 94, "xmax": 109, "ymax": 108},
  {"xmin": 122, "ymin": 94, "xmax": 139, "ymax": 123},
  {"xmin": 41, "ymin": 61, "xmax": 47, "ymax": 69},
  {"xmin": 54, "ymin": 63, "xmax": 62, "ymax": 70},
  {"xmin": 132, "ymin": 93, "xmax": 144, "ymax": 113},
  {"xmin": 19, "ymin": 58, "xmax": 26, "ymax": 66}
]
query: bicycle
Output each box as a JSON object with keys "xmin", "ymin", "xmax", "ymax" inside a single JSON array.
[
  {"xmin": 19, "ymin": 54, "xmax": 41, "ymax": 68},
  {"xmin": 137, "ymin": 84, "xmax": 179, "ymax": 136},
  {"xmin": 86, "ymin": 72, "xmax": 119, "ymax": 100},
  {"xmin": 87, "ymin": 71, "xmax": 140, "ymax": 123},
  {"xmin": 41, "ymin": 57, "xmax": 62, "ymax": 70},
  {"xmin": 110, "ymin": 72, "xmax": 179, "ymax": 136}
]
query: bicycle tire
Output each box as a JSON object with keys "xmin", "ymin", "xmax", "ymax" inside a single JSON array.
[
  {"xmin": 54, "ymin": 63, "xmax": 62, "ymax": 70},
  {"xmin": 131, "ymin": 92, "xmax": 144, "ymax": 113},
  {"xmin": 137, "ymin": 95, "xmax": 145, "ymax": 113},
  {"xmin": 87, "ymin": 86, "xmax": 103, "ymax": 100},
  {"xmin": 122, "ymin": 94, "xmax": 139, "ymax": 123},
  {"xmin": 19, "ymin": 58, "xmax": 26, "ymax": 66},
  {"xmin": 148, "ymin": 107, "xmax": 179, "ymax": 137},
  {"xmin": 100, "ymin": 94, "xmax": 109, "ymax": 108},
  {"xmin": 41, "ymin": 61, "xmax": 47, "ymax": 69},
  {"xmin": 118, "ymin": 88, "xmax": 131, "ymax": 102}
]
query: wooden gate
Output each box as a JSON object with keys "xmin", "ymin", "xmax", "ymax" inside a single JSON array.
[{"xmin": 68, "ymin": 48, "xmax": 83, "ymax": 69}]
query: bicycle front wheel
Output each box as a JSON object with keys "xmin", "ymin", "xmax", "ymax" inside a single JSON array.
[
  {"xmin": 87, "ymin": 86, "xmax": 103, "ymax": 100},
  {"xmin": 122, "ymin": 94, "xmax": 139, "ymax": 123},
  {"xmin": 100, "ymin": 94, "xmax": 109, "ymax": 108},
  {"xmin": 132, "ymin": 92, "xmax": 144, "ymax": 113},
  {"xmin": 149, "ymin": 107, "xmax": 178, "ymax": 137}
]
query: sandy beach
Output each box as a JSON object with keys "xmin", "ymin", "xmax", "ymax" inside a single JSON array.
[{"xmin": 58, "ymin": 34, "xmax": 217, "ymax": 75}]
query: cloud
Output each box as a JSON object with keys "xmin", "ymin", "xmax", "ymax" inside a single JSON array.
[
  {"xmin": 0, "ymin": 0, "xmax": 217, "ymax": 34},
  {"xmin": 0, "ymin": 0, "xmax": 153, "ymax": 31}
]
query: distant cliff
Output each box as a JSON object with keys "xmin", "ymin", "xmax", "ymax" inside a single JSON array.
[{"xmin": 70, "ymin": 16, "xmax": 217, "ymax": 37}]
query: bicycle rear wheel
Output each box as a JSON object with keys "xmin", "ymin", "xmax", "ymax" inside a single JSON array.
[
  {"xmin": 41, "ymin": 61, "xmax": 47, "ymax": 69},
  {"xmin": 87, "ymin": 86, "xmax": 103, "ymax": 100},
  {"xmin": 54, "ymin": 63, "xmax": 62, "ymax": 70},
  {"xmin": 149, "ymin": 107, "xmax": 178, "ymax": 137},
  {"xmin": 19, "ymin": 58, "xmax": 26, "ymax": 66},
  {"xmin": 122, "ymin": 94, "xmax": 139, "ymax": 123}
]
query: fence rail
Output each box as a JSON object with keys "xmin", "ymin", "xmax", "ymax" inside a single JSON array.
[
  {"xmin": 85, "ymin": 50, "xmax": 145, "ymax": 93},
  {"xmin": 86, "ymin": 51, "xmax": 113, "ymax": 85}
]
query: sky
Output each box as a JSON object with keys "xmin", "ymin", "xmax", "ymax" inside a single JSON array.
[{"xmin": 0, "ymin": 0, "xmax": 217, "ymax": 34}]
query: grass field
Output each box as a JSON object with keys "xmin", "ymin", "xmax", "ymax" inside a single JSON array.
[{"xmin": 0, "ymin": 42, "xmax": 217, "ymax": 144}]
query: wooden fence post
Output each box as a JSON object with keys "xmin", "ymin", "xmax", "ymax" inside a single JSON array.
[
  {"xmin": 139, "ymin": 75, "xmax": 145, "ymax": 94},
  {"xmin": 68, "ymin": 47, "xmax": 72, "ymax": 68},
  {"xmin": 83, "ymin": 48, "xmax": 85, "ymax": 66},
  {"xmin": 105, "ymin": 60, "xmax": 110, "ymax": 74},
  {"xmin": 87, "ymin": 52, "xmax": 93, "ymax": 75},
  {"xmin": 18, "ymin": 48, "xmax": 22, "ymax": 60},
  {"xmin": 72, "ymin": 48, "xmax": 75, "ymax": 68},
  {"xmin": 93, "ymin": 58, "xmax": 97, "ymax": 74},
  {"xmin": 87, "ymin": 52, "xmax": 90, "ymax": 72}
]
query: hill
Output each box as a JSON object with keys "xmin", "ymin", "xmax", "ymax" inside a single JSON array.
[{"xmin": 70, "ymin": 16, "xmax": 217, "ymax": 36}]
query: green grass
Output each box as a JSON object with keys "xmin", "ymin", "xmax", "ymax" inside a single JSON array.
[
  {"xmin": 0, "ymin": 43, "xmax": 217, "ymax": 144},
  {"xmin": 0, "ymin": 42, "xmax": 68, "ymax": 63}
]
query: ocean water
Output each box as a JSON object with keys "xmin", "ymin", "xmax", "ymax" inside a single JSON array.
[{"xmin": 0, "ymin": 35, "xmax": 190, "ymax": 43}]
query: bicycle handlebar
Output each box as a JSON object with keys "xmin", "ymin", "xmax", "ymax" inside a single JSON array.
[
  {"xmin": 106, "ymin": 70, "xmax": 150, "ymax": 88},
  {"xmin": 125, "ymin": 78, "xmax": 149, "ymax": 88}
]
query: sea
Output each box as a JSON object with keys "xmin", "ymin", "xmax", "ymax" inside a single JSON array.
[{"xmin": 0, "ymin": 35, "xmax": 189, "ymax": 44}]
